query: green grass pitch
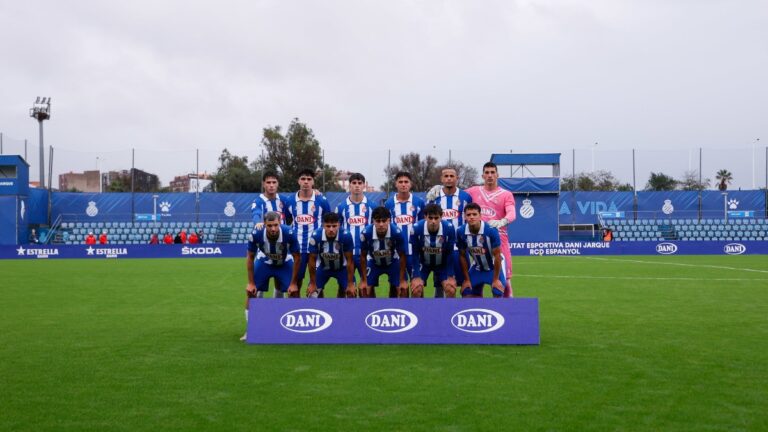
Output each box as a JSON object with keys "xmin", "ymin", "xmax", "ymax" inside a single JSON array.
[{"xmin": 1, "ymin": 256, "xmax": 767, "ymax": 431}]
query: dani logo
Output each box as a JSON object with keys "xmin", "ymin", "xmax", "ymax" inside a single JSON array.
[
  {"xmin": 347, "ymin": 216, "xmax": 367, "ymax": 226},
  {"xmin": 280, "ymin": 309, "xmax": 333, "ymax": 333},
  {"xmin": 181, "ymin": 246, "xmax": 222, "ymax": 255},
  {"xmin": 655, "ymin": 242, "xmax": 678, "ymax": 255},
  {"xmin": 724, "ymin": 243, "xmax": 746, "ymax": 255},
  {"xmin": 394, "ymin": 215, "xmax": 414, "ymax": 225},
  {"xmin": 442, "ymin": 209, "xmax": 460, "ymax": 219},
  {"xmin": 295, "ymin": 215, "xmax": 315, "ymax": 225},
  {"xmin": 365, "ymin": 309, "xmax": 418, "ymax": 333},
  {"xmin": 451, "ymin": 309, "xmax": 505, "ymax": 333}
]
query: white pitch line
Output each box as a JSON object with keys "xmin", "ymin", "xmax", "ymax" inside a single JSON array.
[
  {"xmin": 581, "ymin": 256, "xmax": 768, "ymax": 274},
  {"xmin": 517, "ymin": 274, "xmax": 768, "ymax": 282}
]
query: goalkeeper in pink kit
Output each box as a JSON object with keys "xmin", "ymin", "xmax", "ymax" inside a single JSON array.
[{"xmin": 428, "ymin": 162, "xmax": 515, "ymax": 297}]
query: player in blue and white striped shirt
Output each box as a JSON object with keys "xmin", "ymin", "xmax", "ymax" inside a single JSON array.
[
  {"xmin": 456, "ymin": 203, "xmax": 507, "ymax": 298},
  {"xmin": 336, "ymin": 172, "xmax": 372, "ymax": 284},
  {"xmin": 306, "ymin": 212, "xmax": 356, "ymax": 298},
  {"xmin": 410, "ymin": 204, "xmax": 457, "ymax": 298},
  {"xmin": 242, "ymin": 211, "xmax": 301, "ymax": 340},
  {"xmin": 286, "ymin": 169, "xmax": 332, "ymax": 291},
  {"xmin": 384, "ymin": 171, "xmax": 424, "ymax": 296},
  {"xmin": 251, "ymin": 171, "xmax": 290, "ymax": 228},
  {"xmin": 359, "ymin": 206, "xmax": 409, "ymax": 298},
  {"xmin": 425, "ymin": 166, "xmax": 473, "ymax": 292}
]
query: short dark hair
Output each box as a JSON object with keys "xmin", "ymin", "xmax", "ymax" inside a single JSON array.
[
  {"xmin": 298, "ymin": 169, "xmax": 315, "ymax": 178},
  {"xmin": 322, "ymin": 212, "xmax": 341, "ymax": 224},
  {"xmin": 441, "ymin": 166, "xmax": 458, "ymax": 174},
  {"xmin": 482, "ymin": 162, "xmax": 498, "ymax": 172},
  {"xmin": 424, "ymin": 203, "xmax": 443, "ymax": 217},
  {"xmin": 264, "ymin": 211, "xmax": 281, "ymax": 223},
  {"xmin": 262, "ymin": 171, "xmax": 279, "ymax": 182},
  {"xmin": 372, "ymin": 206, "xmax": 391, "ymax": 221},
  {"xmin": 395, "ymin": 171, "xmax": 412, "ymax": 181},
  {"xmin": 349, "ymin": 172, "xmax": 366, "ymax": 183},
  {"xmin": 464, "ymin": 202, "xmax": 481, "ymax": 214}
]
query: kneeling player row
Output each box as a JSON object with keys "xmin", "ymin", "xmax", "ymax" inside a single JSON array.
[{"xmin": 245, "ymin": 203, "xmax": 510, "ymax": 299}]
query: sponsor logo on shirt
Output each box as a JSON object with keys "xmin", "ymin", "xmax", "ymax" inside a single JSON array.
[
  {"xmin": 295, "ymin": 215, "xmax": 315, "ymax": 225},
  {"xmin": 347, "ymin": 216, "xmax": 367, "ymax": 226},
  {"xmin": 443, "ymin": 209, "xmax": 460, "ymax": 219},
  {"xmin": 394, "ymin": 215, "xmax": 414, "ymax": 225}
]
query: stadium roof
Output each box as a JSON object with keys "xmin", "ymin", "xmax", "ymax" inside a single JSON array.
[{"xmin": 490, "ymin": 153, "xmax": 561, "ymax": 166}]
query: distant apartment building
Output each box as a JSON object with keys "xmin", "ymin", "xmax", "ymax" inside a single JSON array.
[
  {"xmin": 102, "ymin": 168, "xmax": 160, "ymax": 192},
  {"xmin": 169, "ymin": 173, "xmax": 213, "ymax": 192},
  {"xmin": 59, "ymin": 170, "xmax": 101, "ymax": 192}
]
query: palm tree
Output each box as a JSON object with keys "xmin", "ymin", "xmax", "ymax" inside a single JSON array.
[{"xmin": 716, "ymin": 169, "xmax": 733, "ymax": 191}]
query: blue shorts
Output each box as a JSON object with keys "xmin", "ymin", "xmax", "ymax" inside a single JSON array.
[
  {"xmin": 462, "ymin": 266, "xmax": 507, "ymax": 297},
  {"xmin": 367, "ymin": 260, "xmax": 401, "ymax": 288},
  {"xmin": 253, "ymin": 258, "xmax": 294, "ymax": 292},
  {"xmin": 317, "ymin": 267, "xmax": 349, "ymax": 291}
]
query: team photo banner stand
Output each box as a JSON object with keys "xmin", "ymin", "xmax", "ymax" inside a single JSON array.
[{"xmin": 246, "ymin": 298, "xmax": 540, "ymax": 345}]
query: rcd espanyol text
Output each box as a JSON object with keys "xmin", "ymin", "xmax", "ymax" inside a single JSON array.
[
  {"xmin": 451, "ymin": 309, "xmax": 505, "ymax": 333},
  {"xmin": 280, "ymin": 309, "xmax": 333, "ymax": 333},
  {"xmin": 365, "ymin": 309, "xmax": 418, "ymax": 333}
]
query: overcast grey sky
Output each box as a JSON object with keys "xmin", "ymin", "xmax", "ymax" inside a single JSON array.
[{"xmin": 1, "ymin": 0, "xmax": 766, "ymax": 190}]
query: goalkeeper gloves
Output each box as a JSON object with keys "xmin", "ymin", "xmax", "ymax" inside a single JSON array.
[
  {"xmin": 488, "ymin": 218, "xmax": 509, "ymax": 228},
  {"xmin": 425, "ymin": 185, "xmax": 442, "ymax": 202}
]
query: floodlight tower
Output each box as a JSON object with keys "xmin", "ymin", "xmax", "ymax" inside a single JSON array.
[{"xmin": 29, "ymin": 97, "xmax": 52, "ymax": 188}]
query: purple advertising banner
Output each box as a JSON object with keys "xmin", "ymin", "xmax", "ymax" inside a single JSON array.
[{"xmin": 246, "ymin": 298, "xmax": 540, "ymax": 345}]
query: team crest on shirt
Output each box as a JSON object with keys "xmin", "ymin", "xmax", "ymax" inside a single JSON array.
[
  {"xmin": 360, "ymin": 233, "xmax": 366, "ymax": 242},
  {"xmin": 386, "ymin": 239, "xmax": 393, "ymax": 249},
  {"xmin": 478, "ymin": 236, "xmax": 484, "ymax": 244},
  {"xmin": 333, "ymin": 243, "xmax": 340, "ymax": 252},
  {"xmin": 360, "ymin": 203, "xmax": 366, "ymax": 213},
  {"xmin": 308, "ymin": 237, "xmax": 316, "ymax": 246},
  {"xmin": 310, "ymin": 204, "xmax": 316, "ymax": 213},
  {"xmin": 278, "ymin": 201, "xmax": 283, "ymax": 210}
]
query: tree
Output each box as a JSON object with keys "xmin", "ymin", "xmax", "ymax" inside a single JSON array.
[
  {"xmin": 106, "ymin": 174, "xmax": 131, "ymax": 192},
  {"xmin": 716, "ymin": 169, "xmax": 733, "ymax": 191},
  {"xmin": 256, "ymin": 118, "xmax": 342, "ymax": 192},
  {"xmin": 211, "ymin": 148, "xmax": 260, "ymax": 192},
  {"xmin": 679, "ymin": 170, "xmax": 710, "ymax": 191},
  {"xmin": 382, "ymin": 152, "xmax": 439, "ymax": 192},
  {"xmin": 645, "ymin": 172, "xmax": 677, "ymax": 191},
  {"xmin": 560, "ymin": 170, "xmax": 632, "ymax": 191}
]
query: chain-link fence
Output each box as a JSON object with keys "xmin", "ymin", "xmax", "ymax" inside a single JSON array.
[{"xmin": 1, "ymin": 132, "xmax": 766, "ymax": 193}]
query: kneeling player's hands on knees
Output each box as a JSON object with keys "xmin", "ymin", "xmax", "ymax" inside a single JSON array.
[
  {"xmin": 358, "ymin": 284, "xmax": 370, "ymax": 298},
  {"xmin": 287, "ymin": 283, "xmax": 299, "ymax": 295},
  {"xmin": 444, "ymin": 278, "xmax": 457, "ymax": 297},
  {"xmin": 410, "ymin": 277, "xmax": 424, "ymax": 292},
  {"xmin": 246, "ymin": 283, "xmax": 257, "ymax": 295},
  {"xmin": 345, "ymin": 285, "xmax": 357, "ymax": 298},
  {"xmin": 492, "ymin": 279, "xmax": 504, "ymax": 295},
  {"xmin": 398, "ymin": 281, "xmax": 409, "ymax": 298},
  {"xmin": 306, "ymin": 283, "xmax": 317, "ymax": 297}
]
